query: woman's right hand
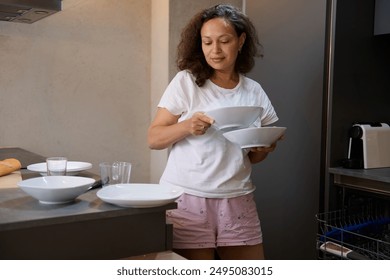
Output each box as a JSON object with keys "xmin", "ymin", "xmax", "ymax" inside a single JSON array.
[
  {"xmin": 148, "ymin": 109, "xmax": 214, "ymax": 150},
  {"xmin": 188, "ymin": 112, "xmax": 214, "ymax": 136}
]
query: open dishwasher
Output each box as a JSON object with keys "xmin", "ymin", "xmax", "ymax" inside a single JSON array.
[{"xmin": 318, "ymin": 168, "xmax": 390, "ymax": 260}]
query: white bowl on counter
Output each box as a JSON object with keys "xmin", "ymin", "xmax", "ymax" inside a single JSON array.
[
  {"xmin": 205, "ymin": 106, "xmax": 263, "ymax": 130},
  {"xmin": 223, "ymin": 126, "xmax": 287, "ymax": 148},
  {"xmin": 17, "ymin": 176, "xmax": 96, "ymax": 204}
]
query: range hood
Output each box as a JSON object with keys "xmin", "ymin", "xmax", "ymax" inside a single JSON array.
[{"xmin": 0, "ymin": 0, "xmax": 61, "ymax": 23}]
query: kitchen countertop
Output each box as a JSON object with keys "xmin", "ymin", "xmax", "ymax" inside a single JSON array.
[
  {"xmin": 0, "ymin": 147, "xmax": 177, "ymax": 259},
  {"xmin": 0, "ymin": 187, "xmax": 175, "ymax": 232},
  {"xmin": 0, "ymin": 147, "xmax": 46, "ymax": 168},
  {"xmin": 329, "ymin": 167, "xmax": 390, "ymax": 195},
  {"xmin": 0, "ymin": 147, "xmax": 175, "ymax": 230},
  {"xmin": 329, "ymin": 167, "xmax": 390, "ymax": 183}
]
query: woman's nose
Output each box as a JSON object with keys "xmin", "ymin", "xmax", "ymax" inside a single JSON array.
[{"xmin": 212, "ymin": 42, "xmax": 221, "ymax": 53}]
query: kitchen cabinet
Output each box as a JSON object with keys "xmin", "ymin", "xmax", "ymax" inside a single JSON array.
[
  {"xmin": 374, "ymin": 0, "xmax": 390, "ymax": 35},
  {"xmin": 322, "ymin": 0, "xmax": 390, "ymax": 212},
  {"xmin": 226, "ymin": 0, "xmax": 389, "ymax": 260},
  {"xmin": 319, "ymin": 0, "xmax": 390, "ymax": 260},
  {"xmin": 0, "ymin": 187, "xmax": 175, "ymax": 259}
]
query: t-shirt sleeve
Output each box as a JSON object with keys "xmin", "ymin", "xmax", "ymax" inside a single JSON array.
[
  {"xmin": 158, "ymin": 71, "xmax": 189, "ymax": 116},
  {"xmin": 254, "ymin": 84, "xmax": 279, "ymax": 127}
]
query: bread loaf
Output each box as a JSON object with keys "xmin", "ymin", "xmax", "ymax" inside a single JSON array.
[{"xmin": 0, "ymin": 158, "xmax": 22, "ymax": 177}]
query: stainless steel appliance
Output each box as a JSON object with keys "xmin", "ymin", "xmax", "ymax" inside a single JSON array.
[
  {"xmin": 317, "ymin": 189, "xmax": 390, "ymax": 259},
  {"xmin": 320, "ymin": 122, "xmax": 390, "ymax": 259},
  {"xmin": 0, "ymin": 0, "xmax": 61, "ymax": 23}
]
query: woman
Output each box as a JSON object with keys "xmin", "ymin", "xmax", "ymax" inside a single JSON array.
[{"xmin": 148, "ymin": 4, "xmax": 281, "ymax": 260}]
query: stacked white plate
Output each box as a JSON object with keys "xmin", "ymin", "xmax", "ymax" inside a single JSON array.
[
  {"xmin": 205, "ymin": 106, "xmax": 263, "ymax": 130},
  {"xmin": 205, "ymin": 106, "xmax": 286, "ymax": 148},
  {"xmin": 223, "ymin": 126, "xmax": 287, "ymax": 148}
]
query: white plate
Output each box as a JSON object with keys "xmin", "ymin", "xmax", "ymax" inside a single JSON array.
[
  {"xmin": 223, "ymin": 126, "xmax": 287, "ymax": 148},
  {"xmin": 27, "ymin": 161, "xmax": 92, "ymax": 176},
  {"xmin": 205, "ymin": 106, "xmax": 263, "ymax": 130},
  {"xmin": 97, "ymin": 183, "xmax": 184, "ymax": 208}
]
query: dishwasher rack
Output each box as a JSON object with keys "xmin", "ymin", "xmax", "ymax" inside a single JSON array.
[{"xmin": 316, "ymin": 207, "xmax": 390, "ymax": 259}]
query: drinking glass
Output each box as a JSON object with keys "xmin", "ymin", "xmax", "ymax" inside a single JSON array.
[{"xmin": 46, "ymin": 157, "xmax": 67, "ymax": 176}]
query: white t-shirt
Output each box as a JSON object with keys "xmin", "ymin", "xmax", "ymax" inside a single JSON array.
[{"xmin": 158, "ymin": 70, "xmax": 278, "ymax": 198}]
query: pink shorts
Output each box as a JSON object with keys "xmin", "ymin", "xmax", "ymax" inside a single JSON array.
[{"xmin": 166, "ymin": 192, "xmax": 262, "ymax": 249}]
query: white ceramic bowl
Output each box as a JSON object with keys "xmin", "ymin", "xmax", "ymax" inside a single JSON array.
[
  {"xmin": 205, "ymin": 106, "xmax": 263, "ymax": 130},
  {"xmin": 223, "ymin": 126, "xmax": 286, "ymax": 148},
  {"xmin": 18, "ymin": 176, "xmax": 96, "ymax": 204}
]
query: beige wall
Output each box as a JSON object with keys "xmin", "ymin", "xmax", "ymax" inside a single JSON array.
[
  {"xmin": 150, "ymin": 0, "xmax": 169, "ymax": 183},
  {"xmin": 0, "ymin": 0, "xmax": 242, "ymax": 183},
  {"xmin": 0, "ymin": 0, "xmax": 151, "ymax": 182}
]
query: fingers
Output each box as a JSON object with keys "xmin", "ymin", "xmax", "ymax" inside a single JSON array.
[
  {"xmin": 250, "ymin": 141, "xmax": 277, "ymax": 153},
  {"xmin": 251, "ymin": 133, "xmax": 285, "ymax": 152},
  {"xmin": 191, "ymin": 112, "xmax": 214, "ymax": 136},
  {"xmin": 250, "ymin": 146, "xmax": 274, "ymax": 153},
  {"xmin": 192, "ymin": 123, "xmax": 209, "ymax": 135},
  {"xmin": 194, "ymin": 112, "xmax": 214, "ymax": 125}
]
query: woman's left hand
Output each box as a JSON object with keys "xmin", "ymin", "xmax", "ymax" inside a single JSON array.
[
  {"xmin": 248, "ymin": 134, "xmax": 284, "ymax": 164},
  {"xmin": 249, "ymin": 142, "xmax": 277, "ymax": 153},
  {"xmin": 249, "ymin": 133, "xmax": 284, "ymax": 153}
]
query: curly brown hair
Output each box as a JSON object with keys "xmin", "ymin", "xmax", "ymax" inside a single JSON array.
[{"xmin": 176, "ymin": 4, "xmax": 262, "ymax": 87}]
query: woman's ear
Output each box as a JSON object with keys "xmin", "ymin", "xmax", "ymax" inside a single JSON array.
[{"xmin": 239, "ymin": 32, "xmax": 246, "ymax": 50}]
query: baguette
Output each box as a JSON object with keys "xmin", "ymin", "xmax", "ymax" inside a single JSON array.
[{"xmin": 0, "ymin": 158, "xmax": 22, "ymax": 177}]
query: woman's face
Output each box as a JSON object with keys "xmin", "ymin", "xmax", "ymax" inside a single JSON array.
[{"xmin": 201, "ymin": 17, "xmax": 245, "ymax": 74}]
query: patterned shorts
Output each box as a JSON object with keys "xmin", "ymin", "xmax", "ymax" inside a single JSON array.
[{"xmin": 166, "ymin": 192, "xmax": 262, "ymax": 249}]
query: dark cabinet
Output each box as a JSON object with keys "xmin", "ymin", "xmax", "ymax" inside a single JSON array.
[
  {"xmin": 321, "ymin": 0, "xmax": 390, "ymax": 211},
  {"xmin": 320, "ymin": 0, "xmax": 390, "ymax": 260},
  {"xmin": 374, "ymin": 0, "xmax": 390, "ymax": 35}
]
